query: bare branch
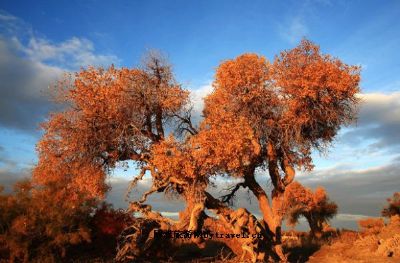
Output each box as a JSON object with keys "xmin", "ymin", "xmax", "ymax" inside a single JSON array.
[
  {"xmin": 172, "ymin": 110, "xmax": 198, "ymax": 136},
  {"xmin": 139, "ymin": 180, "xmax": 169, "ymax": 203},
  {"xmin": 220, "ymin": 182, "xmax": 247, "ymax": 205},
  {"xmin": 125, "ymin": 166, "xmax": 149, "ymax": 201}
]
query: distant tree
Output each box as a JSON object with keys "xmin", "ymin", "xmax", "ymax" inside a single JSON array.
[
  {"xmin": 32, "ymin": 40, "xmax": 360, "ymax": 262},
  {"xmin": 382, "ymin": 192, "xmax": 400, "ymax": 218},
  {"xmin": 283, "ymin": 181, "xmax": 338, "ymax": 238}
]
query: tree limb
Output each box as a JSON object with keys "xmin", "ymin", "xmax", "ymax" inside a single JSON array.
[
  {"xmin": 220, "ymin": 182, "xmax": 247, "ymax": 205},
  {"xmin": 173, "ymin": 112, "xmax": 198, "ymax": 135},
  {"xmin": 267, "ymin": 142, "xmax": 284, "ymax": 192},
  {"xmin": 139, "ymin": 180, "xmax": 169, "ymax": 203},
  {"xmin": 243, "ymin": 170, "xmax": 276, "ymax": 236},
  {"xmin": 281, "ymin": 157, "xmax": 295, "ymax": 186},
  {"xmin": 125, "ymin": 166, "xmax": 149, "ymax": 201}
]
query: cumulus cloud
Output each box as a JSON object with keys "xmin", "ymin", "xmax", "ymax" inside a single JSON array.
[
  {"xmin": 341, "ymin": 92, "xmax": 400, "ymax": 152},
  {"xmin": 20, "ymin": 36, "xmax": 119, "ymax": 69},
  {"xmin": 0, "ymin": 38, "xmax": 63, "ymax": 131},
  {"xmin": 189, "ymin": 83, "xmax": 213, "ymax": 123},
  {"xmin": 0, "ymin": 11, "xmax": 120, "ymax": 133},
  {"xmin": 298, "ymin": 156, "xmax": 400, "ymax": 217}
]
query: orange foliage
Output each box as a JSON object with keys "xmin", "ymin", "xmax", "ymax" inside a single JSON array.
[
  {"xmin": 34, "ymin": 53, "xmax": 189, "ymax": 200},
  {"xmin": 151, "ymin": 136, "xmax": 200, "ymax": 180},
  {"xmin": 204, "ymin": 39, "xmax": 360, "ymax": 174},
  {"xmin": 284, "ymin": 182, "xmax": 338, "ymax": 237},
  {"xmin": 0, "ymin": 181, "xmax": 134, "ymax": 262},
  {"xmin": 0, "ymin": 180, "xmax": 94, "ymax": 262},
  {"xmin": 273, "ymin": 40, "xmax": 360, "ymax": 148},
  {"xmin": 192, "ymin": 115, "xmax": 261, "ymax": 175},
  {"xmin": 92, "ymin": 203, "xmax": 133, "ymax": 236}
]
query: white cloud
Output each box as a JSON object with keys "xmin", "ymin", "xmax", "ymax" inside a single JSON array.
[
  {"xmin": 0, "ymin": 11, "xmax": 121, "ymax": 132},
  {"xmin": 0, "ymin": 10, "xmax": 119, "ymax": 69},
  {"xmin": 0, "ymin": 37, "xmax": 64, "ymax": 131},
  {"xmin": 358, "ymin": 92, "xmax": 400, "ymax": 125},
  {"xmin": 160, "ymin": 211, "xmax": 180, "ymax": 218},
  {"xmin": 335, "ymin": 213, "xmax": 370, "ymax": 221},
  {"xmin": 20, "ymin": 36, "xmax": 119, "ymax": 68},
  {"xmin": 341, "ymin": 91, "xmax": 400, "ymax": 152},
  {"xmin": 190, "ymin": 84, "xmax": 212, "ymax": 111},
  {"xmin": 189, "ymin": 83, "xmax": 213, "ymax": 123}
]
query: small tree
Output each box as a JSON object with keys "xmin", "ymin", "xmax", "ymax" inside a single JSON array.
[
  {"xmin": 283, "ymin": 181, "xmax": 337, "ymax": 238},
  {"xmin": 382, "ymin": 192, "xmax": 400, "ymax": 218}
]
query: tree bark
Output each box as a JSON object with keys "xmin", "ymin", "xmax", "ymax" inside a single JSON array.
[{"xmin": 244, "ymin": 169, "xmax": 287, "ymax": 261}]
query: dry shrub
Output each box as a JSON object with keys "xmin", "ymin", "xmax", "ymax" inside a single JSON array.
[
  {"xmin": 0, "ymin": 181, "xmax": 131, "ymax": 262},
  {"xmin": 89, "ymin": 202, "xmax": 135, "ymax": 258},
  {"xmin": 354, "ymin": 235, "xmax": 379, "ymax": 251},
  {"xmin": 377, "ymin": 234, "xmax": 400, "ymax": 257},
  {"xmin": 358, "ymin": 217, "xmax": 385, "ymax": 234},
  {"xmin": 337, "ymin": 230, "xmax": 359, "ymax": 243},
  {"xmin": 390, "ymin": 214, "xmax": 400, "ymax": 225}
]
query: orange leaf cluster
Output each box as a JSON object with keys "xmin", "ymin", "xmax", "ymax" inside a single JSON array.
[
  {"xmin": 34, "ymin": 57, "xmax": 189, "ymax": 200},
  {"xmin": 283, "ymin": 181, "xmax": 337, "ymax": 235},
  {"xmin": 203, "ymin": 39, "xmax": 360, "ymax": 173}
]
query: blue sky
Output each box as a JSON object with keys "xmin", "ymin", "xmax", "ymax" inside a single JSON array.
[
  {"xmin": 2, "ymin": 0, "xmax": 400, "ymax": 88},
  {"xmin": 1, "ymin": 0, "xmax": 400, "ymax": 230}
]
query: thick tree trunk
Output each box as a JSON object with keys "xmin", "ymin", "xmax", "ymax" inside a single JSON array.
[
  {"xmin": 204, "ymin": 191, "xmax": 269, "ymax": 262},
  {"xmin": 244, "ymin": 171, "xmax": 287, "ymax": 262},
  {"xmin": 271, "ymin": 190, "xmax": 286, "ymax": 261},
  {"xmin": 119, "ymin": 169, "xmax": 292, "ymax": 262},
  {"xmin": 305, "ymin": 214, "xmax": 323, "ymax": 238}
]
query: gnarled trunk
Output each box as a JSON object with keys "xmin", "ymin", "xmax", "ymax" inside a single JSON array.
[
  {"xmin": 305, "ymin": 214, "xmax": 323, "ymax": 238},
  {"xmin": 244, "ymin": 166, "xmax": 288, "ymax": 262}
]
